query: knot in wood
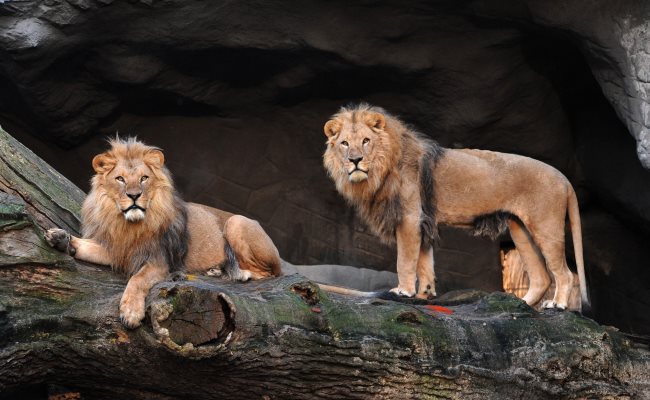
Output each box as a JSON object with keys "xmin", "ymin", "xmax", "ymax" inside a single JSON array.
[{"xmin": 290, "ymin": 282, "xmax": 320, "ymax": 306}]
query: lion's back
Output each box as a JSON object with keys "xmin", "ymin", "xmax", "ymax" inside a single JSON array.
[{"xmin": 435, "ymin": 148, "xmax": 572, "ymax": 224}]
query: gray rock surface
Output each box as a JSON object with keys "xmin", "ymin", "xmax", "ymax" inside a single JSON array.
[
  {"xmin": 474, "ymin": 0, "xmax": 650, "ymax": 168},
  {"xmin": 282, "ymin": 262, "xmax": 397, "ymax": 292}
]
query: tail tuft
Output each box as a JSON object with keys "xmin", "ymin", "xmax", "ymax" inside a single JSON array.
[
  {"xmin": 222, "ymin": 239, "xmax": 246, "ymax": 281},
  {"xmin": 568, "ymin": 187, "xmax": 591, "ymax": 312}
]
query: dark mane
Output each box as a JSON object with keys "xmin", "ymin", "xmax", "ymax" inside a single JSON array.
[
  {"xmin": 327, "ymin": 104, "xmax": 447, "ymax": 245},
  {"xmin": 160, "ymin": 194, "xmax": 189, "ymax": 273},
  {"xmin": 121, "ymin": 193, "xmax": 189, "ymax": 277},
  {"xmin": 354, "ymin": 187, "xmax": 403, "ymax": 244},
  {"xmin": 418, "ymin": 136, "xmax": 445, "ymax": 248}
]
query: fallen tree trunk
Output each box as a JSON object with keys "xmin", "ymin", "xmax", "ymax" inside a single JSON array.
[
  {"xmin": 0, "ymin": 127, "xmax": 649, "ymax": 399},
  {"xmin": 0, "ymin": 128, "xmax": 84, "ymax": 237},
  {"xmin": 2, "ymin": 267, "xmax": 650, "ymax": 400}
]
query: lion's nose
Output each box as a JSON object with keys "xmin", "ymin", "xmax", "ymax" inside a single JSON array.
[
  {"xmin": 349, "ymin": 156, "xmax": 363, "ymax": 166},
  {"xmin": 127, "ymin": 191, "xmax": 142, "ymax": 201}
]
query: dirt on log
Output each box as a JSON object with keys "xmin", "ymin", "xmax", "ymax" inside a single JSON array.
[{"xmin": 0, "ymin": 126, "xmax": 649, "ymax": 399}]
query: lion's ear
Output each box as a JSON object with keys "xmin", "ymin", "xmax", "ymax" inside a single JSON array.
[
  {"xmin": 364, "ymin": 112, "xmax": 386, "ymax": 130},
  {"xmin": 92, "ymin": 153, "xmax": 116, "ymax": 174},
  {"xmin": 144, "ymin": 149, "xmax": 165, "ymax": 169},
  {"xmin": 324, "ymin": 120, "xmax": 341, "ymax": 138}
]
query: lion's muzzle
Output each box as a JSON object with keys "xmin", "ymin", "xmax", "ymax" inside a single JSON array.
[
  {"xmin": 123, "ymin": 203, "xmax": 146, "ymax": 222},
  {"xmin": 349, "ymin": 168, "xmax": 368, "ymax": 183}
]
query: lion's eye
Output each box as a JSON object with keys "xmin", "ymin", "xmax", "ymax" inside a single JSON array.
[
  {"xmin": 341, "ymin": 141, "xmax": 349, "ymax": 147},
  {"xmin": 116, "ymin": 176, "xmax": 125, "ymax": 183},
  {"xmin": 363, "ymin": 138, "xmax": 370, "ymax": 145},
  {"xmin": 140, "ymin": 175, "xmax": 149, "ymax": 182}
]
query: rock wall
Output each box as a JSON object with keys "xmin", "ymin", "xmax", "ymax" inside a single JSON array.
[{"xmin": 0, "ymin": 0, "xmax": 649, "ymax": 333}]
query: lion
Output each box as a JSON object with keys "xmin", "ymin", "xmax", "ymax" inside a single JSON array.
[
  {"xmin": 501, "ymin": 248, "xmax": 581, "ymax": 310},
  {"xmin": 45, "ymin": 137, "xmax": 282, "ymax": 328},
  {"xmin": 323, "ymin": 103, "xmax": 589, "ymax": 311}
]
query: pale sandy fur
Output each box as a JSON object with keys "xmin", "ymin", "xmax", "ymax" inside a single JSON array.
[
  {"xmin": 323, "ymin": 104, "xmax": 589, "ymax": 310},
  {"xmin": 46, "ymin": 138, "xmax": 281, "ymax": 328}
]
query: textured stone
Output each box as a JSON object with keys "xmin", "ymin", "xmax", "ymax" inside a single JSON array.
[{"xmin": 474, "ymin": 0, "xmax": 650, "ymax": 168}]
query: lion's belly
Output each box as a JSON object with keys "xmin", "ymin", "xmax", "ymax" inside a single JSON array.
[
  {"xmin": 184, "ymin": 203, "xmax": 228, "ymax": 272},
  {"xmin": 434, "ymin": 148, "xmax": 569, "ymax": 225}
]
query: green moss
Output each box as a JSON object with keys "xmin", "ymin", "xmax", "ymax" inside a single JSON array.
[
  {"xmin": 475, "ymin": 292, "xmax": 534, "ymax": 314},
  {"xmin": 0, "ymin": 219, "xmax": 31, "ymax": 231},
  {"xmin": 0, "ymin": 195, "xmax": 27, "ymax": 218},
  {"xmin": 0, "ymin": 188, "xmax": 74, "ymax": 267},
  {"xmin": 0, "ymin": 127, "xmax": 84, "ymax": 235},
  {"xmin": 307, "ymin": 293, "xmax": 457, "ymax": 358},
  {"xmin": 433, "ymin": 289, "xmax": 488, "ymax": 306},
  {"xmin": 0, "ymin": 225, "xmax": 74, "ymax": 267},
  {"xmin": 0, "ymin": 193, "xmax": 31, "ymax": 232},
  {"xmin": 169, "ymin": 286, "xmax": 198, "ymax": 313}
]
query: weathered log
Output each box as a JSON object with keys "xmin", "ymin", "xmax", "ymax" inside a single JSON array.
[
  {"xmin": 0, "ymin": 126, "xmax": 81, "ymax": 275},
  {"xmin": 1, "ymin": 127, "xmax": 649, "ymax": 399},
  {"xmin": 2, "ymin": 268, "xmax": 650, "ymax": 399},
  {"xmin": 0, "ymin": 127, "xmax": 84, "ymax": 236}
]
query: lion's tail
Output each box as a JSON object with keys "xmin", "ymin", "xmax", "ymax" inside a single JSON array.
[
  {"xmin": 316, "ymin": 283, "xmax": 380, "ymax": 297},
  {"xmin": 316, "ymin": 284, "xmax": 414, "ymax": 302},
  {"xmin": 568, "ymin": 186, "xmax": 591, "ymax": 313}
]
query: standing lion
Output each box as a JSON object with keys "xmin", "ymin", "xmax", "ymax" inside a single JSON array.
[
  {"xmin": 323, "ymin": 104, "xmax": 589, "ymax": 311},
  {"xmin": 46, "ymin": 137, "xmax": 282, "ymax": 328}
]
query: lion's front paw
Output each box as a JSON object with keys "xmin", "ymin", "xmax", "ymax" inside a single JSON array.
[
  {"xmin": 120, "ymin": 294, "xmax": 145, "ymax": 329},
  {"xmin": 389, "ymin": 287, "xmax": 416, "ymax": 297},
  {"xmin": 45, "ymin": 228, "xmax": 75, "ymax": 256}
]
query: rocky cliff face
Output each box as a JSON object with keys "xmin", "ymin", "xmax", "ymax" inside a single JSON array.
[{"xmin": 0, "ymin": 0, "xmax": 648, "ymax": 334}]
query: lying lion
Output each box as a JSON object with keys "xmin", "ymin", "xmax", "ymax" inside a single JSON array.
[
  {"xmin": 323, "ymin": 103, "xmax": 589, "ymax": 310},
  {"xmin": 46, "ymin": 137, "xmax": 282, "ymax": 328}
]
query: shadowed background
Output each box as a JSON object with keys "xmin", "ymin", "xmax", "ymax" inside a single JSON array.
[{"xmin": 0, "ymin": 0, "xmax": 649, "ymax": 334}]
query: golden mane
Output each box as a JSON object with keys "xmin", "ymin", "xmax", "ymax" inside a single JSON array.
[
  {"xmin": 323, "ymin": 104, "xmax": 443, "ymax": 244},
  {"xmin": 81, "ymin": 137, "xmax": 187, "ymax": 276},
  {"xmin": 323, "ymin": 104, "xmax": 404, "ymax": 202}
]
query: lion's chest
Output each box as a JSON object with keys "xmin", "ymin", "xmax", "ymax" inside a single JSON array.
[{"xmin": 355, "ymin": 193, "xmax": 402, "ymax": 243}]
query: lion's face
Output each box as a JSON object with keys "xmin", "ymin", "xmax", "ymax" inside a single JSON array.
[
  {"xmin": 323, "ymin": 110, "xmax": 386, "ymax": 184},
  {"xmin": 106, "ymin": 162, "xmax": 154, "ymax": 222},
  {"xmin": 91, "ymin": 148, "xmax": 166, "ymax": 223}
]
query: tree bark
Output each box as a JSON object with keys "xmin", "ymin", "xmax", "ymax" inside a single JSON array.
[{"xmin": 1, "ymin": 127, "xmax": 649, "ymax": 399}]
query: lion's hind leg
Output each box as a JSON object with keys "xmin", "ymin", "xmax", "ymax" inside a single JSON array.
[
  {"xmin": 218, "ymin": 239, "xmax": 252, "ymax": 282},
  {"xmin": 416, "ymin": 246, "xmax": 436, "ymax": 299},
  {"xmin": 224, "ymin": 215, "xmax": 282, "ymax": 279},
  {"xmin": 527, "ymin": 218, "xmax": 574, "ymax": 310},
  {"xmin": 507, "ymin": 219, "xmax": 551, "ymax": 306}
]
